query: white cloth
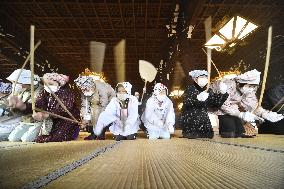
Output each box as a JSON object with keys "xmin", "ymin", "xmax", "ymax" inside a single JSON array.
[
  {"xmin": 188, "ymin": 70, "xmax": 208, "ymax": 79},
  {"xmin": 197, "ymin": 91, "xmax": 209, "ymax": 101},
  {"xmin": 0, "ymin": 86, "xmax": 42, "ymax": 141},
  {"xmin": 239, "ymin": 112, "xmax": 259, "ymax": 123},
  {"xmin": 21, "ymin": 124, "xmax": 41, "ymax": 142},
  {"xmin": 94, "ymin": 95, "xmax": 139, "ymax": 136},
  {"xmin": 235, "ymin": 69, "xmax": 261, "ymax": 85},
  {"xmin": 0, "ymin": 116, "xmax": 22, "ymax": 141},
  {"xmin": 141, "ymin": 96, "xmax": 175, "ymax": 138},
  {"xmin": 6, "ymin": 69, "xmax": 39, "ymax": 85},
  {"xmin": 261, "ymin": 111, "xmax": 284, "ymax": 122},
  {"xmin": 208, "ymin": 113, "xmax": 219, "ymax": 128},
  {"xmin": 8, "ymin": 122, "xmax": 41, "ymax": 142},
  {"xmin": 148, "ymin": 129, "xmax": 171, "ymax": 140}
]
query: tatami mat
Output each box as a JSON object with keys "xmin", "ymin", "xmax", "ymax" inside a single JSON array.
[
  {"xmin": 0, "ymin": 140, "xmax": 115, "ymax": 189},
  {"xmin": 44, "ymin": 138, "xmax": 284, "ymax": 189}
]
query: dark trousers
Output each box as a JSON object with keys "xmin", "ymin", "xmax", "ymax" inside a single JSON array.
[
  {"xmin": 218, "ymin": 115, "xmax": 245, "ymax": 137},
  {"xmin": 114, "ymin": 134, "xmax": 137, "ymax": 141},
  {"xmin": 259, "ymin": 119, "xmax": 284, "ymax": 135},
  {"xmin": 86, "ymin": 125, "xmax": 109, "ymax": 139}
]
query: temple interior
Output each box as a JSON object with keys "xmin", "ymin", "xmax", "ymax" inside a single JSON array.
[{"xmin": 0, "ymin": 1, "xmax": 284, "ymax": 188}]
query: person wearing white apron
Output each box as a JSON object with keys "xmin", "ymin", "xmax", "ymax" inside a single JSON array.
[
  {"xmin": 94, "ymin": 82, "xmax": 139, "ymax": 141},
  {"xmin": 141, "ymin": 83, "xmax": 175, "ymax": 140}
]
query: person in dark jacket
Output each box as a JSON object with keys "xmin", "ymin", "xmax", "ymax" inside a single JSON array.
[{"xmin": 180, "ymin": 70, "xmax": 228, "ymax": 139}]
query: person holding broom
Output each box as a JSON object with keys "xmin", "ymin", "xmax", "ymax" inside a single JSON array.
[
  {"xmin": 180, "ymin": 70, "xmax": 229, "ymax": 139},
  {"xmin": 212, "ymin": 69, "xmax": 284, "ymax": 138}
]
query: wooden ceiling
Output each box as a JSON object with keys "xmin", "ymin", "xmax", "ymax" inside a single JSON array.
[{"xmin": 1, "ymin": 0, "xmax": 284, "ymax": 91}]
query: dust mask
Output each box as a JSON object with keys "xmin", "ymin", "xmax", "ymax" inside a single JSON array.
[
  {"xmin": 197, "ymin": 78, "xmax": 208, "ymax": 88},
  {"xmin": 13, "ymin": 83, "xmax": 23, "ymax": 93},
  {"xmin": 84, "ymin": 91, "xmax": 94, "ymax": 96},
  {"xmin": 240, "ymin": 85, "xmax": 256, "ymax": 94},
  {"xmin": 117, "ymin": 93, "xmax": 127, "ymax": 101}
]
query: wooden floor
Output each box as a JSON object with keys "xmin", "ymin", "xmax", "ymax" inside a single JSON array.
[{"xmin": 0, "ymin": 131, "xmax": 284, "ymax": 189}]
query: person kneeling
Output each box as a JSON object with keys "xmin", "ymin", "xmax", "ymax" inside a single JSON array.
[
  {"xmin": 180, "ymin": 70, "xmax": 228, "ymax": 139},
  {"xmin": 94, "ymin": 82, "xmax": 139, "ymax": 141},
  {"xmin": 141, "ymin": 83, "xmax": 175, "ymax": 140}
]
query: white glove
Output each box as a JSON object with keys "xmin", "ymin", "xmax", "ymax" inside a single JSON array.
[
  {"xmin": 262, "ymin": 111, "xmax": 284, "ymax": 122},
  {"xmin": 197, "ymin": 91, "xmax": 209, "ymax": 101},
  {"xmin": 239, "ymin": 112, "xmax": 258, "ymax": 123},
  {"xmin": 168, "ymin": 125, "xmax": 175, "ymax": 134},
  {"xmin": 143, "ymin": 87, "xmax": 146, "ymax": 93},
  {"xmin": 219, "ymin": 82, "xmax": 228, "ymax": 94}
]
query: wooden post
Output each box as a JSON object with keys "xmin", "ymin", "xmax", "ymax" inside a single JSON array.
[
  {"xmin": 30, "ymin": 25, "xmax": 35, "ymax": 114},
  {"xmin": 258, "ymin": 26, "xmax": 272, "ymax": 107}
]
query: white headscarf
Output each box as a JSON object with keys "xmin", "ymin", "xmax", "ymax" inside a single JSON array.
[
  {"xmin": 74, "ymin": 76, "xmax": 95, "ymax": 90},
  {"xmin": 153, "ymin": 83, "xmax": 168, "ymax": 95},
  {"xmin": 6, "ymin": 69, "xmax": 39, "ymax": 85},
  {"xmin": 188, "ymin": 70, "xmax": 208, "ymax": 79},
  {"xmin": 235, "ymin": 69, "xmax": 261, "ymax": 85},
  {"xmin": 116, "ymin": 82, "xmax": 132, "ymax": 95}
]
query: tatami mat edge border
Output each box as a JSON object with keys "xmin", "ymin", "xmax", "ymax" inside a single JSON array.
[{"xmin": 20, "ymin": 141, "xmax": 122, "ymax": 189}]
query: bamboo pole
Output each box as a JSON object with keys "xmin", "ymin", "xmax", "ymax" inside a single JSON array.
[
  {"xmin": 30, "ymin": 25, "xmax": 36, "ymax": 114},
  {"xmin": 204, "ymin": 16, "xmax": 212, "ymax": 92},
  {"xmin": 258, "ymin": 26, "xmax": 272, "ymax": 108},
  {"xmin": 277, "ymin": 103, "xmax": 284, "ymax": 113},
  {"xmin": 202, "ymin": 48, "xmax": 221, "ymax": 78},
  {"xmin": 12, "ymin": 40, "xmax": 41, "ymax": 95},
  {"xmin": 35, "ymin": 108, "xmax": 79, "ymax": 124},
  {"xmin": 270, "ymin": 96, "xmax": 284, "ymax": 111},
  {"xmin": 206, "ymin": 49, "xmax": 211, "ymax": 92}
]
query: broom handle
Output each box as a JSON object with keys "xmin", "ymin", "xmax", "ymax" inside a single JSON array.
[
  {"xmin": 206, "ymin": 48, "xmax": 211, "ymax": 92},
  {"xmin": 270, "ymin": 96, "xmax": 284, "ymax": 111},
  {"xmin": 258, "ymin": 26, "xmax": 272, "ymax": 108},
  {"xmin": 35, "ymin": 108, "xmax": 79, "ymax": 124},
  {"xmin": 202, "ymin": 48, "xmax": 221, "ymax": 78},
  {"xmin": 30, "ymin": 25, "xmax": 36, "ymax": 114},
  {"xmin": 12, "ymin": 40, "xmax": 41, "ymax": 95},
  {"xmin": 140, "ymin": 81, "xmax": 147, "ymax": 103},
  {"xmin": 277, "ymin": 103, "xmax": 284, "ymax": 113}
]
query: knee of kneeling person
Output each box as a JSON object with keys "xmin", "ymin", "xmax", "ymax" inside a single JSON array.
[
  {"xmin": 8, "ymin": 133, "xmax": 22, "ymax": 142},
  {"xmin": 161, "ymin": 132, "xmax": 171, "ymax": 139},
  {"xmin": 8, "ymin": 125, "xmax": 29, "ymax": 142}
]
